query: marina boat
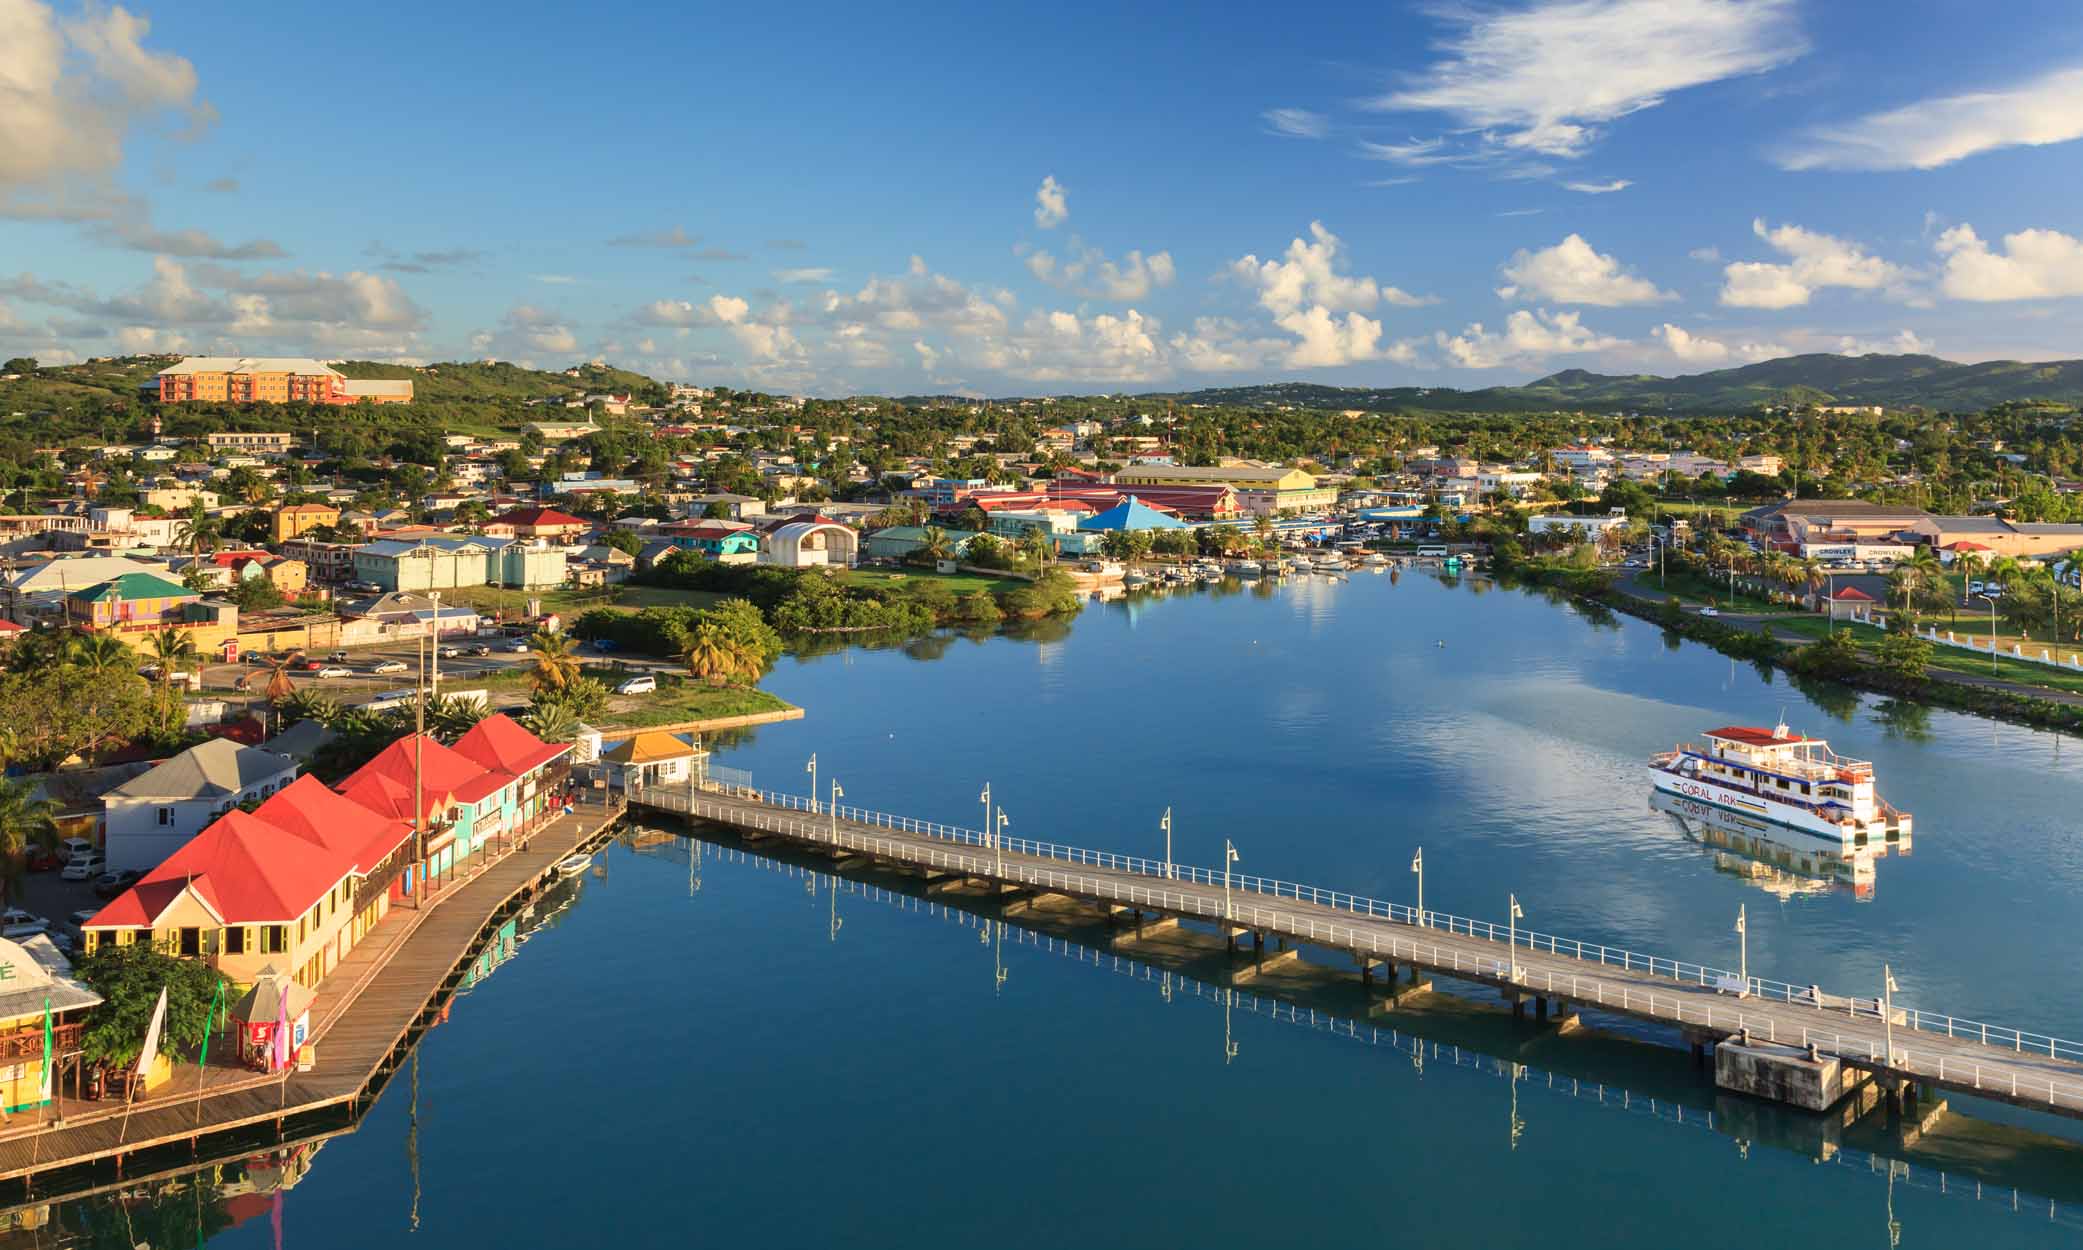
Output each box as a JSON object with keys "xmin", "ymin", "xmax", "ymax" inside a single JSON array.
[
  {"xmin": 1123, "ymin": 570, "xmax": 1152, "ymax": 587},
  {"xmin": 555, "ymin": 853, "xmax": 594, "ymax": 878},
  {"xmin": 1362, "ymin": 552, "xmax": 1389, "ymax": 567},
  {"xmin": 1227, "ymin": 560, "xmax": 1262, "ymax": 579},
  {"xmin": 1648, "ymin": 723, "xmax": 1911, "ymax": 845}
]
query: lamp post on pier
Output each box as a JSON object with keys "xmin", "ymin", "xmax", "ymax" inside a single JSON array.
[
  {"xmin": 1735, "ymin": 904, "xmax": 1748, "ymax": 995},
  {"xmin": 994, "ymin": 810, "xmax": 1009, "ymax": 879},
  {"xmin": 1411, "ymin": 846, "xmax": 1424, "ymax": 928},
  {"xmin": 979, "ymin": 782, "xmax": 992, "ymax": 845},
  {"xmin": 806, "ymin": 754, "xmax": 817, "ymax": 814},
  {"xmin": 1883, "ymin": 965, "xmax": 1899, "ymax": 1065},
  {"xmin": 829, "ymin": 780, "xmax": 843, "ymax": 841},
  {"xmin": 1223, "ymin": 840, "xmax": 1239, "ymax": 923},
  {"xmin": 1160, "ymin": 807, "xmax": 1173, "ymax": 881},
  {"xmin": 1508, "ymin": 894, "xmax": 1524, "ymax": 981}
]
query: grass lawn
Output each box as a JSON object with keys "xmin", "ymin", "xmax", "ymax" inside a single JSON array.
[
  {"xmin": 438, "ymin": 583, "xmax": 725, "ymax": 617},
  {"xmin": 1768, "ymin": 614, "xmax": 2083, "ymax": 694},
  {"xmin": 1654, "ymin": 501, "xmax": 1750, "ymax": 527},
  {"xmin": 838, "ymin": 567, "xmax": 1028, "ymax": 596},
  {"xmin": 1641, "ymin": 568, "xmax": 1800, "ymax": 614},
  {"xmin": 600, "ymin": 679, "xmax": 795, "ymax": 729}
]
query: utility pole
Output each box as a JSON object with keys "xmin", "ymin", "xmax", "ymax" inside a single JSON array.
[
  {"xmin": 413, "ymin": 623, "xmax": 425, "ymax": 906},
  {"xmin": 1160, "ymin": 807, "xmax": 1173, "ymax": 881},
  {"xmin": 1411, "ymin": 847, "xmax": 1424, "ymax": 927},
  {"xmin": 1735, "ymin": 904, "xmax": 1748, "ymax": 995}
]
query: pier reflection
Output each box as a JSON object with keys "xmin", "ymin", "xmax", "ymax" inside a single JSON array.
[{"xmin": 1648, "ymin": 789, "xmax": 1911, "ymax": 901}]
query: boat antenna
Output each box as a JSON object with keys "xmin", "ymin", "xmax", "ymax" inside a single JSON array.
[{"xmin": 1774, "ymin": 705, "xmax": 1790, "ymax": 739}]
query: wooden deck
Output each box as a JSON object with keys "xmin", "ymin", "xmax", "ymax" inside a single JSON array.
[{"xmin": 0, "ymin": 796, "xmax": 624, "ymax": 1187}]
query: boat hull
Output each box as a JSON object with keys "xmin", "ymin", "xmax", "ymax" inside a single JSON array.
[{"xmin": 1647, "ymin": 765, "xmax": 1908, "ymax": 846}]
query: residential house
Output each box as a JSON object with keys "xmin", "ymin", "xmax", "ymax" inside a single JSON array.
[
  {"xmin": 351, "ymin": 534, "xmax": 567, "ymax": 593},
  {"xmin": 271, "ymin": 502, "xmax": 340, "ymax": 543},
  {"xmin": 101, "ymin": 739, "xmax": 301, "ymax": 873},
  {"xmin": 482, "ymin": 506, "xmax": 592, "ymax": 542},
  {"xmin": 65, "ymin": 572, "xmax": 201, "ymax": 631}
]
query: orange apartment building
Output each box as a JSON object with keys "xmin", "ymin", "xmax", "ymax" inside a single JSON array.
[{"xmin": 155, "ymin": 358, "xmax": 413, "ymax": 405}]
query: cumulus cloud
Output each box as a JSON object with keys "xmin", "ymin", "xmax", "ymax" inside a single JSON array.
[
  {"xmin": 363, "ymin": 242, "xmax": 481, "ymax": 274},
  {"xmin": 976, "ymin": 308, "xmax": 1166, "ymax": 383},
  {"xmin": 772, "ymin": 267, "xmax": 834, "ymax": 284},
  {"xmin": 1497, "ymin": 234, "xmax": 1673, "ymax": 305},
  {"xmin": 1562, "ymin": 178, "xmax": 1632, "ymax": 194},
  {"xmin": 1366, "ymin": 0, "xmax": 1806, "ymax": 162},
  {"xmin": 1262, "ymin": 108, "xmax": 1328, "ymax": 139},
  {"xmin": 820, "ymin": 259, "xmax": 1010, "ymax": 338},
  {"xmin": 1166, "ymin": 317, "xmax": 1287, "ymax": 373},
  {"xmin": 1777, "ymin": 65, "xmax": 2083, "ymax": 171},
  {"xmin": 473, "ymin": 303, "xmax": 578, "ymax": 356},
  {"xmin": 1719, "ymin": 218, "xmax": 1912, "ymax": 308},
  {"xmin": 90, "ymin": 219, "xmax": 285, "ymax": 259},
  {"xmin": 1836, "ymin": 329, "xmax": 1932, "ymax": 356},
  {"xmin": 0, "ymin": 0, "xmax": 214, "ymax": 217},
  {"xmin": 1033, "ymin": 175, "xmax": 1068, "ymax": 229},
  {"xmin": 1651, "ymin": 322, "xmax": 1785, "ymax": 364},
  {"xmin": 1228, "ymin": 222, "xmax": 1433, "ymax": 367},
  {"xmin": 634, "ymin": 294, "xmax": 754, "ymax": 328},
  {"xmin": 1933, "ymin": 223, "xmax": 2083, "ymax": 301},
  {"xmin": 1436, "ymin": 308, "xmax": 1623, "ymax": 369},
  {"xmin": 1024, "ymin": 241, "xmax": 1176, "ymax": 300}
]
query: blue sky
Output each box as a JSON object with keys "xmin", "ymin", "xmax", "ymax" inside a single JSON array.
[{"xmin": 5, "ymin": 0, "xmax": 2083, "ymax": 396}]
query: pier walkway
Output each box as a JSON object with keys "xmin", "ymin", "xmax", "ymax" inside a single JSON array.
[
  {"xmin": 635, "ymin": 783, "xmax": 2083, "ymax": 1120},
  {"xmin": 0, "ymin": 794, "xmax": 623, "ymax": 1185}
]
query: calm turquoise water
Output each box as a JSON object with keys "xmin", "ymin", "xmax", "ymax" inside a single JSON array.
[{"xmin": 42, "ymin": 571, "xmax": 2083, "ymax": 1247}]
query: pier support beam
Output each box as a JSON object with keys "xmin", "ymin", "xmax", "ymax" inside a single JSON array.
[
  {"xmin": 1715, "ymin": 1040, "xmax": 1873, "ymax": 1112},
  {"xmin": 1111, "ymin": 916, "xmax": 1180, "ymax": 949},
  {"xmin": 1231, "ymin": 948, "xmax": 1300, "ymax": 985},
  {"xmin": 1002, "ymin": 891, "xmax": 1068, "ymax": 917}
]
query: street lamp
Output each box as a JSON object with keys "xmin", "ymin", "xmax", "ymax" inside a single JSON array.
[
  {"xmin": 994, "ymin": 810, "xmax": 1009, "ymax": 879},
  {"xmin": 806, "ymin": 753, "xmax": 817, "ymax": 814},
  {"xmin": 1223, "ymin": 840, "xmax": 1239, "ymax": 923},
  {"xmin": 829, "ymin": 780, "xmax": 843, "ymax": 841},
  {"xmin": 1735, "ymin": 905, "xmax": 1748, "ymax": 996},
  {"xmin": 1882, "ymin": 965, "xmax": 1899, "ymax": 1065},
  {"xmin": 978, "ymin": 781, "xmax": 992, "ymax": 845},
  {"xmin": 1507, "ymin": 894, "xmax": 1524, "ymax": 981},
  {"xmin": 1410, "ymin": 846, "xmax": 1424, "ymax": 928},
  {"xmin": 1160, "ymin": 807, "xmax": 1173, "ymax": 881},
  {"xmin": 1975, "ymin": 593, "xmax": 1998, "ymax": 675}
]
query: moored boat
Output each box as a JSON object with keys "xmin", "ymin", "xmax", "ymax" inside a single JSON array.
[{"xmin": 1648, "ymin": 723, "xmax": 1910, "ymax": 845}]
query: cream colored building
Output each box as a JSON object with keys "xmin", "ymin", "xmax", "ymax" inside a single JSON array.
[{"xmin": 1109, "ymin": 463, "xmax": 1334, "ymax": 515}]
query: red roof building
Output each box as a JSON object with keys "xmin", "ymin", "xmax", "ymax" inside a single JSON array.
[{"xmin": 483, "ymin": 507, "xmax": 592, "ymax": 540}]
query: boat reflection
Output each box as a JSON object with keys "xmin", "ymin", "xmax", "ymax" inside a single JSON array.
[{"xmin": 1648, "ymin": 789, "xmax": 1911, "ymax": 901}]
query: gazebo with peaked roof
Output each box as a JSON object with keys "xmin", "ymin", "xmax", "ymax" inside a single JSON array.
[
  {"xmin": 228, "ymin": 965, "xmax": 317, "ymax": 1071},
  {"xmin": 1075, "ymin": 495, "xmax": 1187, "ymax": 532},
  {"xmin": 600, "ymin": 730, "xmax": 706, "ymax": 795}
]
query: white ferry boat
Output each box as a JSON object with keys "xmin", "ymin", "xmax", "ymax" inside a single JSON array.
[{"xmin": 1648, "ymin": 723, "xmax": 1910, "ymax": 845}]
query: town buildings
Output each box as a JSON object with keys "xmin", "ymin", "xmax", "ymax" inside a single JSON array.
[
  {"xmin": 350, "ymin": 534, "xmax": 568, "ymax": 593},
  {"xmin": 154, "ymin": 358, "xmax": 412, "ymax": 405},
  {"xmin": 101, "ymin": 739, "xmax": 302, "ymax": 873},
  {"xmin": 1109, "ymin": 464, "xmax": 1334, "ymax": 515}
]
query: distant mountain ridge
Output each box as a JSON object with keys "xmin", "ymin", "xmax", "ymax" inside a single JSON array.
[{"xmin": 1156, "ymin": 353, "xmax": 2083, "ymax": 415}]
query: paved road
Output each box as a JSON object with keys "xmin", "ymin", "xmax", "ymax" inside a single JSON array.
[{"xmin": 646, "ymin": 785, "xmax": 2083, "ymax": 1119}]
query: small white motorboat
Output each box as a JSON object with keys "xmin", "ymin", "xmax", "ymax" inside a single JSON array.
[{"xmin": 555, "ymin": 853, "xmax": 593, "ymax": 878}]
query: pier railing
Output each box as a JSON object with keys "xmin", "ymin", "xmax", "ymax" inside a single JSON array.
[{"xmin": 670, "ymin": 786, "xmax": 2083, "ymax": 1102}]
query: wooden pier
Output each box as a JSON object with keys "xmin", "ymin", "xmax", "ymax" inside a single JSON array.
[
  {"xmin": 635, "ymin": 783, "xmax": 2083, "ymax": 1122},
  {"xmin": 0, "ymin": 795, "xmax": 624, "ymax": 1188}
]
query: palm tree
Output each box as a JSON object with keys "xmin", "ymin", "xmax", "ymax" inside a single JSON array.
[
  {"xmin": 277, "ymin": 688, "xmax": 341, "ymax": 726},
  {"xmin": 0, "ymin": 779, "xmax": 59, "ymax": 904},
  {"xmin": 143, "ymin": 624, "xmax": 197, "ymax": 691},
  {"xmin": 682, "ymin": 625, "xmax": 746, "ymax": 686},
  {"xmin": 427, "ymin": 694, "xmax": 491, "ymax": 742},
  {"xmin": 65, "ymin": 631, "xmax": 134, "ymax": 674},
  {"xmin": 917, "ymin": 527, "xmax": 954, "ymax": 564},
  {"xmin": 174, "ymin": 500, "xmax": 224, "ymax": 556},
  {"xmin": 523, "ymin": 699, "xmax": 582, "ymax": 743},
  {"xmin": 527, "ymin": 630, "xmax": 581, "ymax": 694},
  {"xmin": 1016, "ymin": 528, "xmax": 1055, "ymax": 568}
]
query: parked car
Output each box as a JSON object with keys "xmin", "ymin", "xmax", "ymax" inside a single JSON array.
[
  {"xmin": 1698, "ymin": 606, "xmax": 1720, "ymax": 617},
  {"xmin": 60, "ymin": 851, "xmax": 105, "ymax": 881},
  {"xmin": 327, "ymin": 649, "xmax": 350, "ymax": 663},
  {"xmin": 466, "ymin": 643, "xmax": 492, "ymax": 656},
  {"xmin": 506, "ymin": 639, "xmax": 530, "ymax": 653},
  {"xmin": 67, "ymin": 908, "xmax": 98, "ymax": 931},
  {"xmin": 297, "ymin": 659, "xmax": 324, "ymax": 672},
  {"xmin": 615, "ymin": 674, "xmax": 657, "ymax": 695},
  {"xmin": 439, "ymin": 645, "xmax": 463, "ymax": 658},
  {"xmin": 315, "ymin": 666, "xmax": 353, "ymax": 679},
  {"xmin": 372, "ymin": 660, "xmax": 409, "ymax": 674},
  {"xmin": 93, "ymin": 869, "xmax": 144, "ymax": 899},
  {"xmin": 0, "ymin": 909, "xmax": 48, "ymax": 939}
]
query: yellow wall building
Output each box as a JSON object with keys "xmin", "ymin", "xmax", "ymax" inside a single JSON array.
[{"xmin": 1110, "ymin": 464, "xmax": 1335, "ymax": 515}]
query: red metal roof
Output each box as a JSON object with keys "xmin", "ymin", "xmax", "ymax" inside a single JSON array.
[
  {"xmin": 253, "ymin": 775, "xmax": 412, "ymax": 876},
  {"xmin": 452, "ymin": 713, "xmax": 570, "ymax": 778},
  {"xmin": 88, "ymin": 809, "xmax": 350, "ymax": 927},
  {"xmin": 1830, "ymin": 585, "xmax": 1876, "ymax": 601},
  {"xmin": 1704, "ymin": 726, "xmax": 1810, "ymax": 746},
  {"xmin": 490, "ymin": 506, "xmax": 589, "ymax": 528},
  {"xmin": 339, "ymin": 733, "xmax": 486, "ymax": 823}
]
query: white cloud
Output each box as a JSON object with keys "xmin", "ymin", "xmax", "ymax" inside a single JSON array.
[
  {"xmin": 1933, "ymin": 223, "xmax": 2083, "ymax": 301},
  {"xmin": 1836, "ymin": 329, "xmax": 1931, "ymax": 357},
  {"xmin": 635, "ymin": 294, "xmax": 752, "ymax": 327},
  {"xmin": 89, "ymin": 219, "xmax": 284, "ymax": 259},
  {"xmin": 608, "ymin": 225, "xmax": 700, "ymax": 248},
  {"xmin": 821, "ymin": 262, "xmax": 1010, "ymax": 338},
  {"xmin": 1650, "ymin": 322, "xmax": 1784, "ymax": 364},
  {"xmin": 1562, "ymin": 178, "xmax": 1632, "ymax": 194},
  {"xmin": 1435, "ymin": 308, "xmax": 1623, "ymax": 369},
  {"xmin": 1497, "ymin": 234, "xmax": 1674, "ymax": 306},
  {"xmin": 772, "ymin": 266, "xmax": 834, "ymax": 284},
  {"xmin": 0, "ymin": 0, "xmax": 212, "ymax": 217},
  {"xmin": 912, "ymin": 340, "xmax": 941, "ymax": 373},
  {"xmin": 976, "ymin": 308, "xmax": 1167, "ymax": 383},
  {"xmin": 1367, "ymin": 0, "xmax": 1806, "ymax": 161},
  {"xmin": 1777, "ymin": 65, "xmax": 2083, "ymax": 171},
  {"xmin": 1033, "ymin": 175, "xmax": 1068, "ymax": 229},
  {"xmin": 1230, "ymin": 221, "xmax": 1431, "ymax": 315},
  {"xmin": 1356, "ymin": 136, "xmax": 1454, "ymax": 166},
  {"xmin": 1024, "ymin": 241, "xmax": 1176, "ymax": 300},
  {"xmin": 1687, "ymin": 246, "xmax": 1722, "ymax": 263},
  {"xmin": 1262, "ymin": 108, "xmax": 1328, "ymax": 139},
  {"xmin": 1719, "ymin": 218, "xmax": 1912, "ymax": 308},
  {"xmin": 1167, "ymin": 317, "xmax": 1286, "ymax": 373}
]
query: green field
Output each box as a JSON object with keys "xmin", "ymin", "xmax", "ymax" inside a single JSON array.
[
  {"xmin": 438, "ymin": 583, "xmax": 723, "ymax": 619},
  {"xmin": 600, "ymin": 680, "xmax": 795, "ymax": 729},
  {"xmin": 1769, "ymin": 615, "xmax": 2083, "ymax": 695},
  {"xmin": 837, "ymin": 567, "xmax": 1029, "ymax": 596}
]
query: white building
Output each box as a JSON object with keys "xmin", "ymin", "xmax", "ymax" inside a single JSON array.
[
  {"xmin": 101, "ymin": 739, "xmax": 301, "ymax": 873},
  {"xmin": 758, "ymin": 522, "xmax": 859, "ymax": 568},
  {"xmin": 1529, "ymin": 509, "xmax": 1634, "ymax": 541}
]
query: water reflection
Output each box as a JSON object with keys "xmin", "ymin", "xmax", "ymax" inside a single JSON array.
[{"xmin": 1648, "ymin": 790, "xmax": 1909, "ymax": 901}]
